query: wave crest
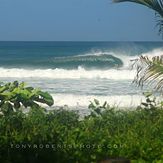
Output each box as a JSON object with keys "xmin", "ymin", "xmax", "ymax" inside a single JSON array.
[{"xmin": 50, "ymin": 54, "xmax": 123, "ymax": 69}]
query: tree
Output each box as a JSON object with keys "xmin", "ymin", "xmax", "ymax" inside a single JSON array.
[{"xmin": 112, "ymin": 0, "xmax": 163, "ymax": 93}]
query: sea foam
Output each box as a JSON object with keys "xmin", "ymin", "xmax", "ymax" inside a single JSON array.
[
  {"xmin": 52, "ymin": 94, "xmax": 146, "ymax": 107},
  {"xmin": 0, "ymin": 67, "xmax": 136, "ymax": 80}
]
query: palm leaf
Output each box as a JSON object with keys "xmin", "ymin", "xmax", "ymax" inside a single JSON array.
[
  {"xmin": 112, "ymin": 0, "xmax": 163, "ymax": 92},
  {"xmin": 133, "ymin": 55, "xmax": 163, "ymax": 92}
]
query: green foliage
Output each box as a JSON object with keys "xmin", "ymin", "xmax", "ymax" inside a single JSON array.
[
  {"xmin": 133, "ymin": 56, "xmax": 163, "ymax": 93},
  {"xmin": 0, "ymin": 102, "xmax": 163, "ymax": 162},
  {"xmin": 140, "ymin": 92, "xmax": 157, "ymax": 110},
  {"xmin": 88, "ymin": 99, "xmax": 110, "ymax": 117},
  {"xmin": 0, "ymin": 81, "xmax": 54, "ymax": 115}
]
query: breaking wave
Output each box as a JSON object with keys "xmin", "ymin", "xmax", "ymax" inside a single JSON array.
[{"xmin": 0, "ymin": 67, "xmax": 135, "ymax": 80}]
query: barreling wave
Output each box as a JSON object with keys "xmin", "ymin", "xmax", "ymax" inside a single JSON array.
[
  {"xmin": 0, "ymin": 67, "xmax": 135, "ymax": 80},
  {"xmin": 50, "ymin": 54, "xmax": 123, "ymax": 69},
  {"xmin": 0, "ymin": 53, "xmax": 124, "ymax": 70}
]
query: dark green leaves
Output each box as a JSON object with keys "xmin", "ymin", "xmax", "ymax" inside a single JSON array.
[
  {"xmin": 88, "ymin": 99, "xmax": 110, "ymax": 117},
  {"xmin": 0, "ymin": 81, "xmax": 54, "ymax": 115},
  {"xmin": 35, "ymin": 91, "xmax": 54, "ymax": 106}
]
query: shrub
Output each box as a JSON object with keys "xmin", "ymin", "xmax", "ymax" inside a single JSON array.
[{"xmin": 0, "ymin": 81, "xmax": 54, "ymax": 116}]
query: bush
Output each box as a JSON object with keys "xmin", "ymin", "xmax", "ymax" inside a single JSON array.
[
  {"xmin": 0, "ymin": 81, "xmax": 54, "ymax": 116},
  {"xmin": 0, "ymin": 106, "xmax": 162, "ymax": 162}
]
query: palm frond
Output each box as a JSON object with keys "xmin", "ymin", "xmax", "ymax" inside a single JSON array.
[
  {"xmin": 133, "ymin": 55, "xmax": 163, "ymax": 92},
  {"xmin": 112, "ymin": 0, "xmax": 163, "ymax": 92}
]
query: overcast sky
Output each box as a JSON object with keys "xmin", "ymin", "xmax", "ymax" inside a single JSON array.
[{"xmin": 0, "ymin": 0, "xmax": 161, "ymax": 41}]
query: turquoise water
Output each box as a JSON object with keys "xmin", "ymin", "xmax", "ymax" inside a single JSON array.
[
  {"xmin": 0, "ymin": 41, "xmax": 162, "ymax": 68},
  {"xmin": 0, "ymin": 41, "xmax": 162, "ymax": 107}
]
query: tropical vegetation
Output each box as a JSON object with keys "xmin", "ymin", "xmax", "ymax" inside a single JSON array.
[
  {"xmin": 0, "ymin": 88, "xmax": 163, "ymax": 163},
  {"xmin": 0, "ymin": 81, "xmax": 54, "ymax": 116}
]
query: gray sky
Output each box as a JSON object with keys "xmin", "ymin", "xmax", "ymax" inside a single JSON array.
[{"xmin": 0, "ymin": 0, "xmax": 162, "ymax": 41}]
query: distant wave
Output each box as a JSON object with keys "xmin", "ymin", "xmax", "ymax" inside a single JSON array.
[
  {"xmin": 42, "ymin": 48, "xmax": 163, "ymax": 70},
  {"xmin": 50, "ymin": 48, "xmax": 163, "ymax": 69},
  {"xmin": 50, "ymin": 54, "xmax": 123, "ymax": 69},
  {"xmin": 1, "ymin": 48, "xmax": 162, "ymax": 70},
  {"xmin": 0, "ymin": 52, "xmax": 127, "ymax": 69},
  {"xmin": 0, "ymin": 67, "xmax": 136, "ymax": 80}
]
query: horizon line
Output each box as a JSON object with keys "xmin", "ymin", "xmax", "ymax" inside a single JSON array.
[{"xmin": 0, "ymin": 40, "xmax": 162, "ymax": 42}]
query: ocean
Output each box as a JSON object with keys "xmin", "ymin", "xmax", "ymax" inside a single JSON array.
[{"xmin": 0, "ymin": 41, "xmax": 162, "ymax": 109}]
